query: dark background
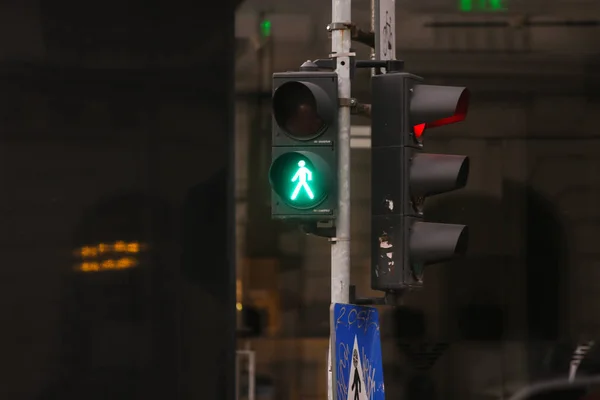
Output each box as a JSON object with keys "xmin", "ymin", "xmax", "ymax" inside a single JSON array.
[{"xmin": 0, "ymin": 1, "xmax": 235, "ymax": 399}]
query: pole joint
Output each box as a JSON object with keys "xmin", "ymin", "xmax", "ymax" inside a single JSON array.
[
  {"xmin": 326, "ymin": 22, "xmax": 353, "ymax": 32},
  {"xmin": 329, "ymin": 236, "xmax": 350, "ymax": 243},
  {"xmin": 329, "ymin": 51, "xmax": 357, "ymax": 58},
  {"xmin": 350, "ymin": 23, "xmax": 376, "ymax": 48},
  {"xmin": 338, "ymin": 98, "xmax": 354, "ymax": 107},
  {"xmin": 327, "ymin": 22, "xmax": 375, "ymax": 48},
  {"xmin": 350, "ymin": 100, "xmax": 371, "ymax": 118}
]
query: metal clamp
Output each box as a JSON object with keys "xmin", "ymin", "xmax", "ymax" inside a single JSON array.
[
  {"xmin": 327, "ymin": 22, "xmax": 352, "ymax": 32},
  {"xmin": 329, "ymin": 51, "xmax": 357, "ymax": 58},
  {"xmin": 329, "ymin": 236, "xmax": 351, "ymax": 243},
  {"xmin": 338, "ymin": 98, "xmax": 355, "ymax": 107}
]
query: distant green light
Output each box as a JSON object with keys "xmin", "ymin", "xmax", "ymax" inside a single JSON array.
[
  {"xmin": 459, "ymin": 0, "xmax": 505, "ymax": 11},
  {"xmin": 488, "ymin": 0, "xmax": 503, "ymax": 10},
  {"xmin": 260, "ymin": 20, "xmax": 272, "ymax": 37},
  {"xmin": 459, "ymin": 0, "xmax": 473, "ymax": 12}
]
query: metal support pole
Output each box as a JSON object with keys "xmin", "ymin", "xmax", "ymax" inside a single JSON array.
[
  {"xmin": 331, "ymin": 0, "xmax": 352, "ymax": 305},
  {"xmin": 235, "ymin": 349, "xmax": 256, "ymax": 400},
  {"xmin": 370, "ymin": 0, "xmax": 376, "ymax": 76},
  {"xmin": 328, "ymin": 0, "xmax": 352, "ymax": 398}
]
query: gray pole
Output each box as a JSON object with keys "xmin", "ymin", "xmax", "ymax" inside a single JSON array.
[
  {"xmin": 328, "ymin": 0, "xmax": 352, "ymax": 398},
  {"xmin": 331, "ymin": 0, "xmax": 352, "ymax": 313},
  {"xmin": 370, "ymin": 0, "xmax": 376, "ymax": 76}
]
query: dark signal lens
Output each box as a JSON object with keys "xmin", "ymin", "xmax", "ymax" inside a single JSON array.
[{"xmin": 273, "ymin": 82, "xmax": 325, "ymax": 139}]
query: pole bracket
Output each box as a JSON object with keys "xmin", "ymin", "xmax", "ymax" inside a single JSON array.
[
  {"xmin": 338, "ymin": 98, "xmax": 354, "ymax": 107},
  {"xmin": 327, "ymin": 22, "xmax": 375, "ymax": 48},
  {"xmin": 329, "ymin": 236, "xmax": 350, "ymax": 243},
  {"xmin": 327, "ymin": 22, "xmax": 353, "ymax": 32},
  {"xmin": 329, "ymin": 51, "xmax": 357, "ymax": 58},
  {"xmin": 349, "ymin": 23, "xmax": 375, "ymax": 48},
  {"xmin": 349, "ymin": 285, "xmax": 404, "ymax": 306},
  {"xmin": 350, "ymin": 101, "xmax": 371, "ymax": 118},
  {"xmin": 300, "ymin": 221, "xmax": 336, "ymax": 238}
]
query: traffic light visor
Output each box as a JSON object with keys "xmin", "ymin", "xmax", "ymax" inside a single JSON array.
[
  {"xmin": 410, "ymin": 84, "xmax": 470, "ymax": 129},
  {"xmin": 410, "ymin": 222, "xmax": 469, "ymax": 265},
  {"xmin": 269, "ymin": 151, "xmax": 331, "ymax": 209},
  {"xmin": 272, "ymin": 81, "xmax": 333, "ymax": 140},
  {"xmin": 410, "ymin": 153, "xmax": 470, "ymax": 197}
]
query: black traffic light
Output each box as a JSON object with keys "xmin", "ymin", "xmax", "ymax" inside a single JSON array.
[
  {"xmin": 269, "ymin": 71, "xmax": 338, "ymax": 220},
  {"xmin": 371, "ymin": 71, "xmax": 470, "ymax": 292}
]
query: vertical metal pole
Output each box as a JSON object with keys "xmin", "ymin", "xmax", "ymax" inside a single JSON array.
[
  {"xmin": 235, "ymin": 351, "xmax": 240, "ymax": 400},
  {"xmin": 327, "ymin": 349, "xmax": 333, "ymax": 400},
  {"xmin": 329, "ymin": 0, "xmax": 352, "ymax": 399},
  {"xmin": 370, "ymin": 0, "xmax": 376, "ymax": 76},
  {"xmin": 331, "ymin": 0, "xmax": 352, "ymax": 307},
  {"xmin": 248, "ymin": 351, "xmax": 256, "ymax": 400}
]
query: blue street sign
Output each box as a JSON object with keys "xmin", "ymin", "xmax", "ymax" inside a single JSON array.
[{"xmin": 331, "ymin": 303, "xmax": 385, "ymax": 400}]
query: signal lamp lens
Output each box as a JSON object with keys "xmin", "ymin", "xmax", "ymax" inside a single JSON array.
[
  {"xmin": 269, "ymin": 152, "xmax": 330, "ymax": 209},
  {"xmin": 414, "ymin": 123, "xmax": 426, "ymax": 138},
  {"xmin": 273, "ymin": 82, "xmax": 326, "ymax": 139}
]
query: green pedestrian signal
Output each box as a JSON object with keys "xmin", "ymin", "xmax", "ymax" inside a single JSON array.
[
  {"xmin": 291, "ymin": 160, "xmax": 314, "ymax": 200},
  {"xmin": 269, "ymin": 152, "xmax": 330, "ymax": 210}
]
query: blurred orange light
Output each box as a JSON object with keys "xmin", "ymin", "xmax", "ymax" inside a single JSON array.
[
  {"xmin": 117, "ymin": 257, "xmax": 136, "ymax": 269},
  {"xmin": 114, "ymin": 241, "xmax": 127, "ymax": 252},
  {"xmin": 80, "ymin": 262, "xmax": 100, "ymax": 272},
  {"xmin": 80, "ymin": 246, "xmax": 98, "ymax": 258},
  {"xmin": 126, "ymin": 242, "xmax": 140, "ymax": 253},
  {"xmin": 77, "ymin": 257, "xmax": 138, "ymax": 273}
]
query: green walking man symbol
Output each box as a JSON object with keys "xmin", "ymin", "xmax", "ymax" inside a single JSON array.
[{"xmin": 290, "ymin": 160, "xmax": 315, "ymax": 201}]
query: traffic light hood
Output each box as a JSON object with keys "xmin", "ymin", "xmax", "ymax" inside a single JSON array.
[
  {"xmin": 410, "ymin": 222, "xmax": 469, "ymax": 265},
  {"xmin": 410, "ymin": 153, "xmax": 470, "ymax": 197},
  {"xmin": 410, "ymin": 84, "xmax": 470, "ymax": 128}
]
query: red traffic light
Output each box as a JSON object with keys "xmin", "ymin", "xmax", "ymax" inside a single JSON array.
[
  {"xmin": 411, "ymin": 84, "xmax": 470, "ymax": 131},
  {"xmin": 414, "ymin": 123, "xmax": 426, "ymax": 138}
]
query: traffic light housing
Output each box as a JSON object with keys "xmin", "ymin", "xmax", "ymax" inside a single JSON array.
[
  {"xmin": 371, "ymin": 71, "xmax": 470, "ymax": 292},
  {"xmin": 269, "ymin": 71, "xmax": 338, "ymax": 220}
]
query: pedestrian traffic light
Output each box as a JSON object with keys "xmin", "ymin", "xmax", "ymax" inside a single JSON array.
[
  {"xmin": 371, "ymin": 71, "xmax": 470, "ymax": 292},
  {"xmin": 269, "ymin": 71, "xmax": 338, "ymax": 220}
]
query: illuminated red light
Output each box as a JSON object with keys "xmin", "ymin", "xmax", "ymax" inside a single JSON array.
[
  {"xmin": 426, "ymin": 90, "xmax": 469, "ymax": 129},
  {"xmin": 414, "ymin": 123, "xmax": 426, "ymax": 138}
]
